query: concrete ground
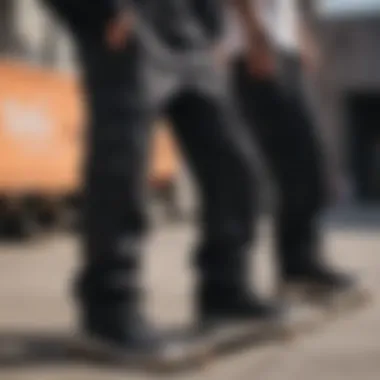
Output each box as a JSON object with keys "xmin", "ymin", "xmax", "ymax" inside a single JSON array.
[{"xmin": 0, "ymin": 210, "xmax": 379, "ymax": 380}]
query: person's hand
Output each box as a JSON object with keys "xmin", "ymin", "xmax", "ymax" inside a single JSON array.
[
  {"xmin": 105, "ymin": 11, "xmax": 135, "ymax": 51},
  {"xmin": 246, "ymin": 29, "xmax": 276, "ymax": 78},
  {"xmin": 301, "ymin": 47, "xmax": 321, "ymax": 74},
  {"xmin": 212, "ymin": 42, "xmax": 231, "ymax": 68},
  {"xmin": 300, "ymin": 36, "xmax": 322, "ymax": 74}
]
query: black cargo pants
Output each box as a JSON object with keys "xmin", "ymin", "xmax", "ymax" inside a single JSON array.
[
  {"xmin": 75, "ymin": 35, "xmax": 257, "ymax": 307},
  {"xmin": 233, "ymin": 52, "xmax": 327, "ymax": 276}
]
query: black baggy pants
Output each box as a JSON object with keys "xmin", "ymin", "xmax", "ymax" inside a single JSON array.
[
  {"xmin": 75, "ymin": 35, "xmax": 257, "ymax": 307},
  {"xmin": 233, "ymin": 53, "xmax": 327, "ymax": 275}
]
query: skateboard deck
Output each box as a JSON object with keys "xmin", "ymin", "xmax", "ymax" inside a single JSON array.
[
  {"xmin": 155, "ymin": 311, "xmax": 307, "ymax": 371},
  {"xmin": 167, "ymin": 287, "xmax": 373, "ymax": 371},
  {"xmin": 71, "ymin": 288, "xmax": 372, "ymax": 373},
  {"xmin": 160, "ymin": 306, "xmax": 326, "ymax": 371},
  {"xmin": 70, "ymin": 317, "xmax": 292, "ymax": 373}
]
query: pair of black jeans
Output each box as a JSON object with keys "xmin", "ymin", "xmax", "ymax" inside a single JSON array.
[
  {"xmin": 233, "ymin": 53, "xmax": 327, "ymax": 275},
  {"xmin": 73, "ymin": 33, "xmax": 258, "ymax": 309}
]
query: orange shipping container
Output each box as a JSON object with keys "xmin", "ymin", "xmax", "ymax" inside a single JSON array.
[
  {"xmin": 0, "ymin": 60, "xmax": 179, "ymax": 199},
  {"xmin": 0, "ymin": 60, "xmax": 84, "ymax": 197}
]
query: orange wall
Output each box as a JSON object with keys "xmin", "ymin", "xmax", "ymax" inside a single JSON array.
[{"xmin": 0, "ymin": 60, "xmax": 178, "ymax": 196}]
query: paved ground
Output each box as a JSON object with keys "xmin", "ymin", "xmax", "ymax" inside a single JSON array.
[{"xmin": 0, "ymin": 213, "xmax": 379, "ymax": 380}]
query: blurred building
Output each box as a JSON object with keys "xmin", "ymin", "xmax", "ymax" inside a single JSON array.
[
  {"xmin": 316, "ymin": 1, "xmax": 380, "ymax": 202},
  {"xmin": 0, "ymin": 0, "xmax": 76, "ymax": 73}
]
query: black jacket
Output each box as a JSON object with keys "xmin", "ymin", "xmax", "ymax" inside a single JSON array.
[{"xmin": 41, "ymin": 0, "xmax": 224, "ymax": 47}]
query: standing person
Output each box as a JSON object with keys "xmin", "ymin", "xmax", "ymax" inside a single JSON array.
[
  {"xmin": 41, "ymin": 0, "xmax": 284, "ymax": 362},
  {"xmin": 228, "ymin": 0, "xmax": 364, "ymax": 306}
]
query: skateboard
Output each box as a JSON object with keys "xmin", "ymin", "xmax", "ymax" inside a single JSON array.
[
  {"xmin": 156, "ymin": 311, "xmax": 307, "ymax": 372},
  {"xmin": 71, "ymin": 287, "xmax": 372, "ymax": 373},
  {"xmin": 164, "ymin": 286, "xmax": 373, "ymax": 371},
  {"xmin": 159, "ymin": 306, "xmax": 325, "ymax": 371},
  {"xmin": 70, "ymin": 316, "xmax": 293, "ymax": 373}
]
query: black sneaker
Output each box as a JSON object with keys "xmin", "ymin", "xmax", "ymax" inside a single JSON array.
[
  {"xmin": 197, "ymin": 285, "xmax": 288, "ymax": 348},
  {"xmin": 74, "ymin": 304, "xmax": 183, "ymax": 369},
  {"xmin": 280, "ymin": 264, "xmax": 370, "ymax": 310}
]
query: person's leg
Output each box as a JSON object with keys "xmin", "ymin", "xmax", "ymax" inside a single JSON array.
[
  {"xmin": 166, "ymin": 88, "xmax": 282, "ymax": 327},
  {"xmin": 233, "ymin": 56, "xmax": 324, "ymax": 274},
  {"xmin": 73, "ymin": 36, "xmax": 163, "ymax": 352},
  {"xmin": 274, "ymin": 53, "xmax": 327, "ymax": 277},
  {"xmin": 233, "ymin": 55, "xmax": 361, "ymax": 303}
]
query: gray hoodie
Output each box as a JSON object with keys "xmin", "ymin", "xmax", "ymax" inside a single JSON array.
[{"xmin": 133, "ymin": 0, "xmax": 225, "ymax": 51}]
